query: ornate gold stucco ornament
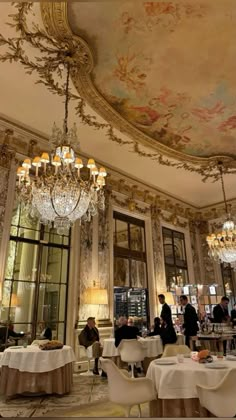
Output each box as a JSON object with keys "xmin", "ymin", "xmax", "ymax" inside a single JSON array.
[{"xmin": 0, "ymin": 3, "xmax": 236, "ymax": 181}]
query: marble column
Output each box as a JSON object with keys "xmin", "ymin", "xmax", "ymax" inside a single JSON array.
[
  {"xmin": 97, "ymin": 204, "xmax": 110, "ymax": 321},
  {"xmin": 150, "ymin": 205, "xmax": 166, "ymax": 315},
  {"xmin": 0, "ymin": 145, "xmax": 16, "ymax": 297},
  {"xmin": 78, "ymin": 218, "xmax": 93, "ymax": 321}
]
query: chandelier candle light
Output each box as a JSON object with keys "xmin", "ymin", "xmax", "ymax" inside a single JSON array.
[
  {"xmin": 16, "ymin": 60, "xmax": 106, "ymax": 234},
  {"xmin": 206, "ymin": 162, "xmax": 236, "ymax": 269}
]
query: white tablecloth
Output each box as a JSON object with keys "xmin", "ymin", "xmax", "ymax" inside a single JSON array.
[
  {"xmin": 102, "ymin": 337, "xmax": 163, "ymax": 358},
  {"xmin": 147, "ymin": 357, "xmax": 236, "ymax": 399},
  {"xmin": 138, "ymin": 337, "xmax": 163, "ymax": 357},
  {"xmin": 1, "ymin": 345, "xmax": 75, "ymax": 373}
]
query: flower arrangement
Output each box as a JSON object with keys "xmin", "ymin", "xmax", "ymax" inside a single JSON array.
[{"xmin": 197, "ymin": 349, "xmax": 213, "ymax": 363}]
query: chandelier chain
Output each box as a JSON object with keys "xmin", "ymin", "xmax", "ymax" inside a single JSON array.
[
  {"xmin": 219, "ymin": 164, "xmax": 228, "ymax": 215},
  {"xmin": 64, "ymin": 63, "xmax": 70, "ymax": 136}
]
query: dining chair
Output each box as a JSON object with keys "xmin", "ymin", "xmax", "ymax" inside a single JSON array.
[
  {"xmin": 100, "ymin": 357, "xmax": 156, "ymax": 417},
  {"xmin": 118, "ymin": 339, "xmax": 145, "ymax": 378},
  {"xmin": 162, "ymin": 344, "xmax": 191, "ymax": 357},
  {"xmin": 196, "ymin": 368, "xmax": 236, "ymax": 417},
  {"xmin": 79, "ymin": 345, "xmax": 94, "ymax": 376}
]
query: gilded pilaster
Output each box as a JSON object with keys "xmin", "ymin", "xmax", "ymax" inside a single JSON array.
[{"xmin": 150, "ymin": 205, "xmax": 166, "ymax": 298}]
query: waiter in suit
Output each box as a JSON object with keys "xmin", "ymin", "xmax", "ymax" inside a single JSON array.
[
  {"xmin": 158, "ymin": 294, "xmax": 172, "ymax": 325},
  {"xmin": 231, "ymin": 303, "xmax": 236, "ymax": 327},
  {"xmin": 213, "ymin": 296, "xmax": 230, "ymax": 355},
  {"xmin": 179, "ymin": 295, "xmax": 199, "ymax": 348},
  {"xmin": 213, "ymin": 296, "xmax": 230, "ymax": 323}
]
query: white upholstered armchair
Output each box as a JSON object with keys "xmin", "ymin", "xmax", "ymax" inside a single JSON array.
[{"xmin": 100, "ymin": 357, "xmax": 156, "ymax": 417}]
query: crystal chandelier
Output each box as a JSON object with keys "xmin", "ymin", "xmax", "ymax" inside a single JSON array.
[
  {"xmin": 206, "ymin": 162, "xmax": 236, "ymax": 269},
  {"xmin": 16, "ymin": 60, "xmax": 106, "ymax": 234}
]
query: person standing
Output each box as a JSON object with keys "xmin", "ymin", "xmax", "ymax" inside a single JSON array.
[
  {"xmin": 158, "ymin": 294, "xmax": 172, "ymax": 325},
  {"xmin": 213, "ymin": 296, "xmax": 230, "ymax": 323},
  {"xmin": 231, "ymin": 303, "xmax": 236, "ymax": 327},
  {"xmin": 179, "ymin": 295, "xmax": 199, "ymax": 348},
  {"xmin": 79, "ymin": 317, "xmax": 105, "ymax": 376},
  {"xmin": 213, "ymin": 296, "xmax": 230, "ymax": 355}
]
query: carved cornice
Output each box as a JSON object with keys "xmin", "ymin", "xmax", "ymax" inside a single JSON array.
[
  {"xmin": 40, "ymin": 2, "xmax": 93, "ymax": 74},
  {"xmin": 40, "ymin": 2, "xmax": 236, "ymax": 179},
  {"xmin": 1, "ymin": 116, "xmax": 235, "ymax": 225}
]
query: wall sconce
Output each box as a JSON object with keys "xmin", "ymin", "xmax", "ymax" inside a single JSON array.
[{"xmin": 83, "ymin": 282, "xmax": 108, "ymax": 305}]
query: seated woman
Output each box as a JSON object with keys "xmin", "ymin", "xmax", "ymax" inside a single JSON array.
[
  {"xmin": 38, "ymin": 321, "xmax": 52, "ymax": 340},
  {"xmin": 148, "ymin": 317, "xmax": 161, "ymax": 336},
  {"xmin": 160, "ymin": 314, "xmax": 177, "ymax": 346},
  {"xmin": 174, "ymin": 318, "xmax": 182, "ymax": 333}
]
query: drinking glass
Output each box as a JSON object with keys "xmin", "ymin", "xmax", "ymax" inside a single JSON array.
[
  {"xmin": 217, "ymin": 352, "xmax": 224, "ymax": 361},
  {"xmin": 177, "ymin": 353, "xmax": 184, "ymax": 363}
]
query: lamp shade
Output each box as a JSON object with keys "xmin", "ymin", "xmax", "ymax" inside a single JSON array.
[
  {"xmin": 83, "ymin": 287, "xmax": 108, "ymax": 305},
  {"xmin": 11, "ymin": 293, "xmax": 19, "ymax": 307},
  {"xmin": 164, "ymin": 292, "xmax": 175, "ymax": 305}
]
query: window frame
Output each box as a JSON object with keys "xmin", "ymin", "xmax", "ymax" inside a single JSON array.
[
  {"xmin": 113, "ymin": 211, "xmax": 148, "ymax": 288},
  {"xmin": 2, "ymin": 205, "xmax": 71, "ymax": 342},
  {"xmin": 162, "ymin": 226, "xmax": 189, "ymax": 289}
]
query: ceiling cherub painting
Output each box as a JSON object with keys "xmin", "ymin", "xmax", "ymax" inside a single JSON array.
[{"xmin": 63, "ymin": 1, "xmax": 236, "ymax": 160}]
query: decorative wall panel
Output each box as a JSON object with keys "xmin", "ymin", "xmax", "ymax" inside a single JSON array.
[
  {"xmin": 151, "ymin": 205, "xmax": 165, "ymax": 294},
  {"xmin": 78, "ymin": 219, "xmax": 93, "ymax": 321},
  {"xmin": 98, "ymin": 205, "xmax": 110, "ymax": 319},
  {"xmin": 189, "ymin": 221, "xmax": 201, "ymax": 283}
]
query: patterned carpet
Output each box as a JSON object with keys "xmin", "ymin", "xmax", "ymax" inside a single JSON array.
[{"xmin": 0, "ymin": 374, "xmax": 110, "ymax": 417}]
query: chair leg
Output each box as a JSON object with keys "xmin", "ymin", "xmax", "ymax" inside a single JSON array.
[
  {"xmin": 87, "ymin": 358, "xmax": 91, "ymax": 373},
  {"xmin": 138, "ymin": 404, "xmax": 141, "ymax": 417},
  {"xmin": 125, "ymin": 406, "xmax": 131, "ymax": 417},
  {"xmin": 130, "ymin": 363, "xmax": 135, "ymax": 378}
]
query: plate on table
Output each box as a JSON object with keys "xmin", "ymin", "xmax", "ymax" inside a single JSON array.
[
  {"xmin": 205, "ymin": 362, "xmax": 228, "ymax": 369},
  {"xmin": 154, "ymin": 358, "xmax": 177, "ymax": 365},
  {"xmin": 226, "ymin": 355, "xmax": 236, "ymax": 361},
  {"xmin": 8, "ymin": 346, "xmax": 23, "ymax": 349}
]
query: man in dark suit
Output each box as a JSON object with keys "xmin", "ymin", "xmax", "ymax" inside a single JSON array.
[
  {"xmin": 179, "ymin": 295, "xmax": 199, "ymax": 348},
  {"xmin": 115, "ymin": 316, "xmax": 140, "ymax": 347},
  {"xmin": 213, "ymin": 296, "xmax": 230, "ymax": 323},
  {"xmin": 158, "ymin": 294, "xmax": 172, "ymax": 325},
  {"xmin": 213, "ymin": 296, "xmax": 230, "ymax": 354},
  {"xmin": 231, "ymin": 303, "xmax": 236, "ymax": 327},
  {"xmin": 79, "ymin": 317, "xmax": 104, "ymax": 375}
]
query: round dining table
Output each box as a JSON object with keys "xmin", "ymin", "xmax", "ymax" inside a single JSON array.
[
  {"xmin": 0, "ymin": 345, "xmax": 75, "ymax": 398},
  {"xmin": 102, "ymin": 336, "xmax": 163, "ymax": 372},
  {"xmin": 146, "ymin": 356, "xmax": 236, "ymax": 417},
  {"xmin": 102, "ymin": 336, "xmax": 163, "ymax": 358}
]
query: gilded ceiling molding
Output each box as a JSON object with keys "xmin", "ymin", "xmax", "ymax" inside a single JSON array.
[
  {"xmin": 0, "ymin": 115, "xmax": 235, "ymax": 224},
  {"xmin": 0, "ymin": 4, "xmax": 234, "ymax": 180},
  {"xmin": 40, "ymin": 2, "xmax": 236, "ymax": 180},
  {"xmin": 111, "ymin": 193, "xmax": 149, "ymax": 216}
]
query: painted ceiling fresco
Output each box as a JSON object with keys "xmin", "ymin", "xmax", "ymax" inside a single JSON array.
[{"xmin": 67, "ymin": 1, "xmax": 236, "ymax": 159}]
